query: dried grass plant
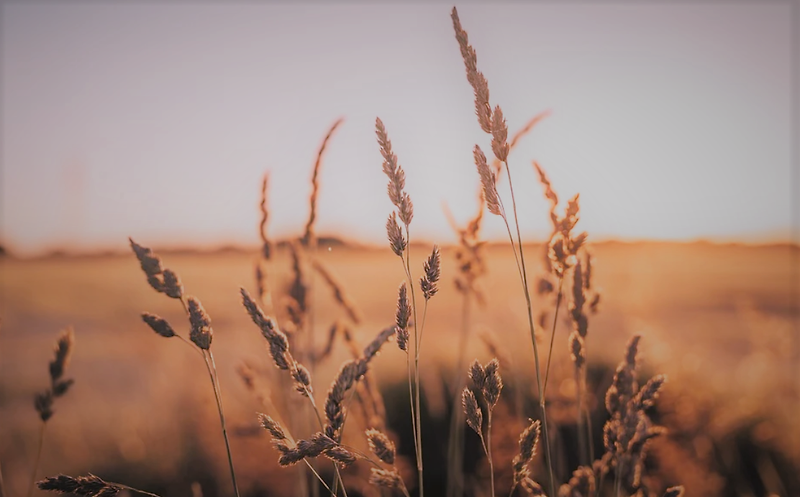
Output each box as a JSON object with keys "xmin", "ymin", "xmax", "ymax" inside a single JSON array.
[
  {"xmin": 27, "ymin": 328, "xmax": 75, "ymax": 497},
  {"xmin": 451, "ymin": 7, "xmax": 559, "ymax": 495},
  {"xmin": 377, "ymin": 115, "xmax": 443, "ymax": 497},
  {"xmin": 130, "ymin": 239, "xmax": 240, "ymax": 497}
]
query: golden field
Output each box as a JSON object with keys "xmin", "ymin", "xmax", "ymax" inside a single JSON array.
[{"xmin": 1, "ymin": 241, "xmax": 798, "ymax": 497}]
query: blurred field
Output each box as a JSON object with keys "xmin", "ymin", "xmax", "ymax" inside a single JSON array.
[{"xmin": 1, "ymin": 241, "xmax": 798, "ymax": 497}]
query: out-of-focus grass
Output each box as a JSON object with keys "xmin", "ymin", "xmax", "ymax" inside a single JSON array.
[{"xmin": 0, "ymin": 241, "xmax": 797, "ymax": 497}]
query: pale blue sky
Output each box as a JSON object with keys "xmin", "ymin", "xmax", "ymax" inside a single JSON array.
[{"xmin": 1, "ymin": 3, "xmax": 793, "ymax": 255}]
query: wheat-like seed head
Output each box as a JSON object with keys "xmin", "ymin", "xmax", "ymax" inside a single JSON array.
[
  {"xmin": 49, "ymin": 328, "xmax": 74, "ymax": 382},
  {"xmin": 386, "ymin": 211, "xmax": 407, "ymax": 256},
  {"xmin": 129, "ymin": 238, "xmax": 164, "ymax": 292},
  {"xmin": 141, "ymin": 313, "xmax": 175, "ymax": 338},
  {"xmin": 474, "ymin": 145, "xmax": 502, "ymax": 216},
  {"xmin": 187, "ymin": 296, "xmax": 213, "ymax": 350},
  {"xmin": 302, "ymin": 118, "xmax": 344, "ymax": 248},
  {"xmin": 395, "ymin": 282, "xmax": 410, "ymax": 345},
  {"xmin": 491, "ymin": 105, "xmax": 509, "ymax": 162},
  {"xmin": 420, "ymin": 245, "xmax": 441, "ymax": 300},
  {"xmin": 462, "ymin": 387, "xmax": 483, "ymax": 435},
  {"xmin": 291, "ymin": 363, "xmax": 313, "ymax": 396},
  {"xmin": 257, "ymin": 413, "xmax": 287, "ymax": 440},
  {"xmin": 369, "ymin": 469, "xmax": 403, "ymax": 489},
  {"xmin": 241, "ymin": 288, "xmax": 294, "ymax": 371},
  {"xmin": 162, "ymin": 269, "xmax": 183, "ymax": 299},
  {"xmin": 365, "ymin": 428, "xmax": 396, "ymax": 465},
  {"xmin": 38, "ymin": 474, "xmax": 120, "ymax": 497},
  {"xmin": 482, "ymin": 358, "xmax": 503, "ymax": 409},
  {"xmin": 469, "ymin": 359, "xmax": 486, "ymax": 390},
  {"xmin": 451, "ymin": 7, "xmax": 493, "ymax": 133},
  {"xmin": 513, "ymin": 419, "xmax": 541, "ymax": 477},
  {"xmin": 376, "ymin": 118, "xmax": 414, "ymax": 225}
]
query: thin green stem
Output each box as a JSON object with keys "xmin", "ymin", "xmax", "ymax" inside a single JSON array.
[
  {"xmin": 26, "ymin": 421, "xmax": 46, "ymax": 497},
  {"xmin": 501, "ymin": 160, "xmax": 556, "ymax": 497},
  {"xmin": 542, "ymin": 277, "xmax": 564, "ymax": 397},
  {"xmin": 203, "ymin": 351, "xmax": 240, "ymax": 497}
]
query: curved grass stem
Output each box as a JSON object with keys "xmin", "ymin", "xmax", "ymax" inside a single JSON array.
[
  {"xmin": 203, "ymin": 351, "xmax": 240, "ymax": 497},
  {"xmin": 501, "ymin": 160, "xmax": 557, "ymax": 497},
  {"xmin": 542, "ymin": 277, "xmax": 565, "ymax": 397}
]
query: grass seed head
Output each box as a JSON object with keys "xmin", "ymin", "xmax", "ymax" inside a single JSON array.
[
  {"xmin": 366, "ymin": 428, "xmax": 396, "ymax": 465},
  {"xmin": 187, "ymin": 296, "xmax": 212, "ymax": 350},
  {"xmin": 420, "ymin": 245, "xmax": 441, "ymax": 300},
  {"xmin": 491, "ymin": 105, "xmax": 510, "ymax": 162},
  {"xmin": 38, "ymin": 474, "xmax": 121, "ymax": 497},
  {"xmin": 257, "ymin": 413, "xmax": 287, "ymax": 440},
  {"xmin": 369, "ymin": 469, "xmax": 403, "ymax": 489},
  {"xmin": 474, "ymin": 145, "xmax": 502, "ymax": 216},
  {"xmin": 387, "ymin": 212, "xmax": 407, "ymax": 256},
  {"xmin": 141, "ymin": 313, "xmax": 175, "ymax": 338},
  {"xmin": 482, "ymin": 358, "xmax": 503, "ymax": 409},
  {"xmin": 462, "ymin": 387, "xmax": 483, "ymax": 435}
]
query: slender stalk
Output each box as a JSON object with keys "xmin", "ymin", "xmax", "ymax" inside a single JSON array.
[
  {"xmin": 401, "ymin": 223, "xmax": 424, "ymax": 497},
  {"xmin": 575, "ymin": 366, "xmax": 587, "ymax": 467},
  {"xmin": 302, "ymin": 387, "xmax": 348, "ymax": 497},
  {"xmin": 414, "ymin": 301, "xmax": 428, "ymax": 497},
  {"xmin": 542, "ymin": 277, "xmax": 564, "ymax": 397},
  {"xmin": 303, "ymin": 461, "xmax": 334, "ymax": 497},
  {"xmin": 203, "ymin": 351, "xmax": 240, "ymax": 497},
  {"xmin": 476, "ymin": 427, "xmax": 494, "ymax": 497},
  {"xmin": 406, "ymin": 352, "xmax": 417, "ymax": 459},
  {"xmin": 486, "ymin": 410, "xmax": 495, "ymax": 497},
  {"xmin": 400, "ymin": 264, "xmax": 419, "ymax": 460},
  {"xmin": 26, "ymin": 421, "xmax": 46, "ymax": 497},
  {"xmin": 501, "ymin": 160, "xmax": 556, "ymax": 497}
]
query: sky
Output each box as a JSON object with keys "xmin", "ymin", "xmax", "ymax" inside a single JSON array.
[{"xmin": 1, "ymin": 2, "xmax": 795, "ymax": 255}]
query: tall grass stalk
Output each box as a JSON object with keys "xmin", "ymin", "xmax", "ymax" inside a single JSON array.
[
  {"xmin": 499, "ymin": 160, "xmax": 557, "ymax": 497},
  {"xmin": 179, "ymin": 295, "xmax": 241, "ymax": 497}
]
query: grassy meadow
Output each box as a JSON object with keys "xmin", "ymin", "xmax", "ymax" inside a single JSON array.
[
  {"xmin": 1, "ymin": 6, "xmax": 797, "ymax": 497},
  {"xmin": 1, "ymin": 240, "xmax": 797, "ymax": 497}
]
